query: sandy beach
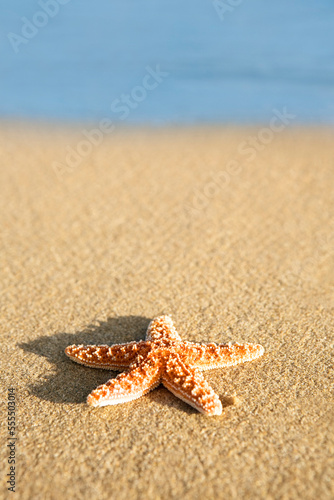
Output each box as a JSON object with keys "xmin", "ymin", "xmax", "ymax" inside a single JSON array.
[{"xmin": 0, "ymin": 124, "xmax": 333, "ymax": 500}]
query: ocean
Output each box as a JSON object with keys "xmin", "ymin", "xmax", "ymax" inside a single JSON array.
[{"xmin": 1, "ymin": 0, "xmax": 334, "ymax": 124}]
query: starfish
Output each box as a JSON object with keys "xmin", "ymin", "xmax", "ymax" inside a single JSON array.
[{"xmin": 65, "ymin": 315, "xmax": 264, "ymax": 416}]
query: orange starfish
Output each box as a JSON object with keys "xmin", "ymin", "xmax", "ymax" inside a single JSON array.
[{"xmin": 65, "ymin": 315, "xmax": 264, "ymax": 416}]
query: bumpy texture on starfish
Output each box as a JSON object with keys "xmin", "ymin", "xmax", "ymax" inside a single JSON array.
[{"xmin": 65, "ymin": 315, "xmax": 264, "ymax": 416}]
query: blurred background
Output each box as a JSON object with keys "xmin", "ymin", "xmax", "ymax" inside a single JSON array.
[{"xmin": 1, "ymin": 0, "xmax": 334, "ymax": 124}]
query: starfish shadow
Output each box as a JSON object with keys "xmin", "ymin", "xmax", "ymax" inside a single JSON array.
[{"xmin": 19, "ymin": 315, "xmax": 152, "ymax": 405}]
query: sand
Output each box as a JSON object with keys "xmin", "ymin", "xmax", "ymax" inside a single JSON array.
[{"xmin": 0, "ymin": 124, "xmax": 333, "ymax": 500}]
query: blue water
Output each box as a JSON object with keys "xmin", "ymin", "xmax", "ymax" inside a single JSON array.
[{"xmin": 1, "ymin": 0, "xmax": 334, "ymax": 124}]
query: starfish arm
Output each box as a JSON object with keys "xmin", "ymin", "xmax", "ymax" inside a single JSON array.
[
  {"xmin": 146, "ymin": 315, "xmax": 181, "ymax": 341},
  {"xmin": 162, "ymin": 355, "xmax": 222, "ymax": 416},
  {"xmin": 182, "ymin": 342, "xmax": 265, "ymax": 370},
  {"xmin": 65, "ymin": 341, "xmax": 149, "ymax": 370},
  {"xmin": 87, "ymin": 360, "xmax": 161, "ymax": 407}
]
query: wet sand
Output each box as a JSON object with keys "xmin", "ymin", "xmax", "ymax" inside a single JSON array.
[{"xmin": 0, "ymin": 124, "xmax": 333, "ymax": 500}]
